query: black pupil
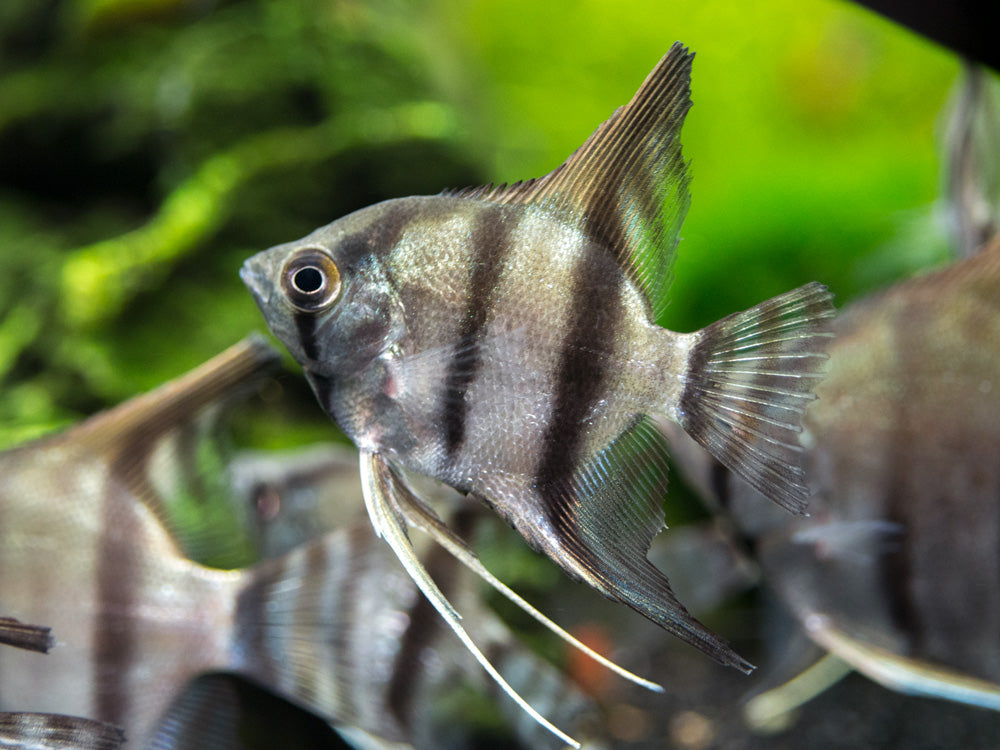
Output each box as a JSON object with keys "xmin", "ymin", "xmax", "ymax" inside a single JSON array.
[{"xmin": 293, "ymin": 266, "xmax": 324, "ymax": 294}]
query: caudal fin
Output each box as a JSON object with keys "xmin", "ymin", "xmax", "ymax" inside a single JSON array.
[{"xmin": 678, "ymin": 282, "xmax": 835, "ymax": 513}]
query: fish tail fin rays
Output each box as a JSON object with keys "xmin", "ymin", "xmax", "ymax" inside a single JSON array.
[
  {"xmin": 147, "ymin": 675, "xmax": 244, "ymax": 750},
  {"xmin": 446, "ymin": 42, "xmax": 693, "ymax": 320},
  {"xmin": 360, "ymin": 451, "xmax": 584, "ymax": 750},
  {"xmin": 677, "ymin": 282, "xmax": 836, "ymax": 514},
  {"xmin": 537, "ymin": 417, "xmax": 754, "ymax": 673},
  {"xmin": 231, "ymin": 525, "xmax": 387, "ymax": 734},
  {"xmin": 0, "ymin": 713, "xmax": 126, "ymax": 750},
  {"xmin": 0, "ymin": 616, "xmax": 54, "ymax": 654}
]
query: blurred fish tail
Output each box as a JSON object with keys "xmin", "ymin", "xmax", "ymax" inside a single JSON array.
[
  {"xmin": 231, "ymin": 526, "xmax": 406, "ymax": 741},
  {"xmin": 675, "ymin": 282, "xmax": 835, "ymax": 513}
]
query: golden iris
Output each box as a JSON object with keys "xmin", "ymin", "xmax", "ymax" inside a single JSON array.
[{"xmin": 281, "ymin": 250, "xmax": 341, "ymax": 313}]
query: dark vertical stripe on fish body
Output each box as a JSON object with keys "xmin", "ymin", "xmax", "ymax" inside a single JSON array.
[
  {"xmin": 876, "ymin": 387, "xmax": 925, "ymax": 652},
  {"xmin": 294, "ymin": 313, "xmax": 320, "ymax": 361},
  {"xmin": 338, "ymin": 200, "xmax": 423, "ymax": 273},
  {"xmin": 92, "ymin": 481, "xmax": 140, "ymax": 725},
  {"xmin": 441, "ymin": 206, "xmax": 513, "ymax": 461},
  {"xmin": 879, "ymin": 484, "xmax": 924, "ymax": 652},
  {"xmin": 386, "ymin": 585, "xmax": 438, "ymax": 732},
  {"xmin": 306, "ymin": 372, "xmax": 335, "ymax": 416},
  {"xmin": 535, "ymin": 240, "xmax": 625, "ymax": 516},
  {"xmin": 233, "ymin": 560, "xmax": 279, "ymax": 690},
  {"xmin": 711, "ymin": 460, "xmax": 732, "ymax": 512}
]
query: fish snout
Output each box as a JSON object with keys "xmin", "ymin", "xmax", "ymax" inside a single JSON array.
[{"xmin": 240, "ymin": 257, "xmax": 272, "ymax": 307}]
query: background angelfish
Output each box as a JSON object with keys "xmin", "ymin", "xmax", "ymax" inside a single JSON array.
[
  {"xmin": 748, "ymin": 234, "xmax": 1000, "ymax": 721},
  {"xmin": 241, "ymin": 39, "xmax": 835, "ymax": 702},
  {"xmin": 657, "ymin": 61, "xmax": 1000, "ymax": 724},
  {"xmin": 0, "ymin": 337, "xmax": 606, "ymax": 750},
  {"xmin": 660, "ymin": 168, "xmax": 1000, "ymax": 726}
]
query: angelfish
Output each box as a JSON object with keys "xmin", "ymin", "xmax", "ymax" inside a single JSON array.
[
  {"xmin": 659, "ymin": 238, "xmax": 1000, "ymax": 725},
  {"xmin": 242, "ymin": 42, "xmax": 835, "ymax": 745},
  {"xmin": 0, "ymin": 338, "xmax": 607, "ymax": 749}
]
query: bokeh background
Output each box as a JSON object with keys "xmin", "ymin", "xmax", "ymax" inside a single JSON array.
[
  {"xmin": 2, "ymin": 1, "xmax": 995, "ymax": 748},
  {"xmin": 0, "ymin": 0, "xmax": 961, "ymax": 450}
]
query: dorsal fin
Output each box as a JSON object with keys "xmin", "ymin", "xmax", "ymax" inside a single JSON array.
[
  {"xmin": 446, "ymin": 42, "xmax": 694, "ymax": 320},
  {"xmin": 66, "ymin": 335, "xmax": 281, "ymax": 565},
  {"xmin": 72, "ymin": 335, "xmax": 279, "ymax": 457}
]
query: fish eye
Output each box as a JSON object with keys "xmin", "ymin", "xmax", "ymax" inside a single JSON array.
[{"xmin": 281, "ymin": 250, "xmax": 341, "ymax": 313}]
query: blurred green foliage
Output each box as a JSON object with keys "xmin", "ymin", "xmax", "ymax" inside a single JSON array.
[{"xmin": 0, "ymin": 0, "xmax": 961, "ymax": 451}]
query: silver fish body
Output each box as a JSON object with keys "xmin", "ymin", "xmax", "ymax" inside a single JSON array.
[
  {"xmin": 0, "ymin": 339, "xmax": 277, "ymax": 742},
  {"xmin": 0, "ymin": 338, "xmax": 603, "ymax": 749},
  {"xmin": 242, "ymin": 43, "xmax": 835, "ymax": 676},
  {"xmin": 666, "ymin": 237, "xmax": 1000, "ymax": 717}
]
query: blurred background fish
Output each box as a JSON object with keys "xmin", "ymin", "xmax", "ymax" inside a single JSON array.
[
  {"xmin": 0, "ymin": 616, "xmax": 55, "ymax": 654},
  {"xmin": 657, "ymin": 62, "xmax": 1000, "ymax": 734},
  {"xmin": 0, "ymin": 620, "xmax": 126, "ymax": 750},
  {"xmin": 0, "ymin": 337, "xmax": 607, "ymax": 749},
  {"xmin": 0, "ymin": 712, "xmax": 125, "ymax": 750}
]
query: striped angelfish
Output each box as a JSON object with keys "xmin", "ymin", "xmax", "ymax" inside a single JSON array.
[
  {"xmin": 0, "ymin": 338, "xmax": 606, "ymax": 749},
  {"xmin": 663, "ymin": 235, "xmax": 1000, "ymax": 724},
  {"xmin": 241, "ymin": 40, "xmax": 835, "ymax": 744}
]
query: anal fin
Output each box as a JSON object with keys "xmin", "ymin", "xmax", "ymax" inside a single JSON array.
[
  {"xmin": 386, "ymin": 467, "xmax": 664, "ymax": 693},
  {"xmin": 538, "ymin": 417, "xmax": 754, "ymax": 673}
]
